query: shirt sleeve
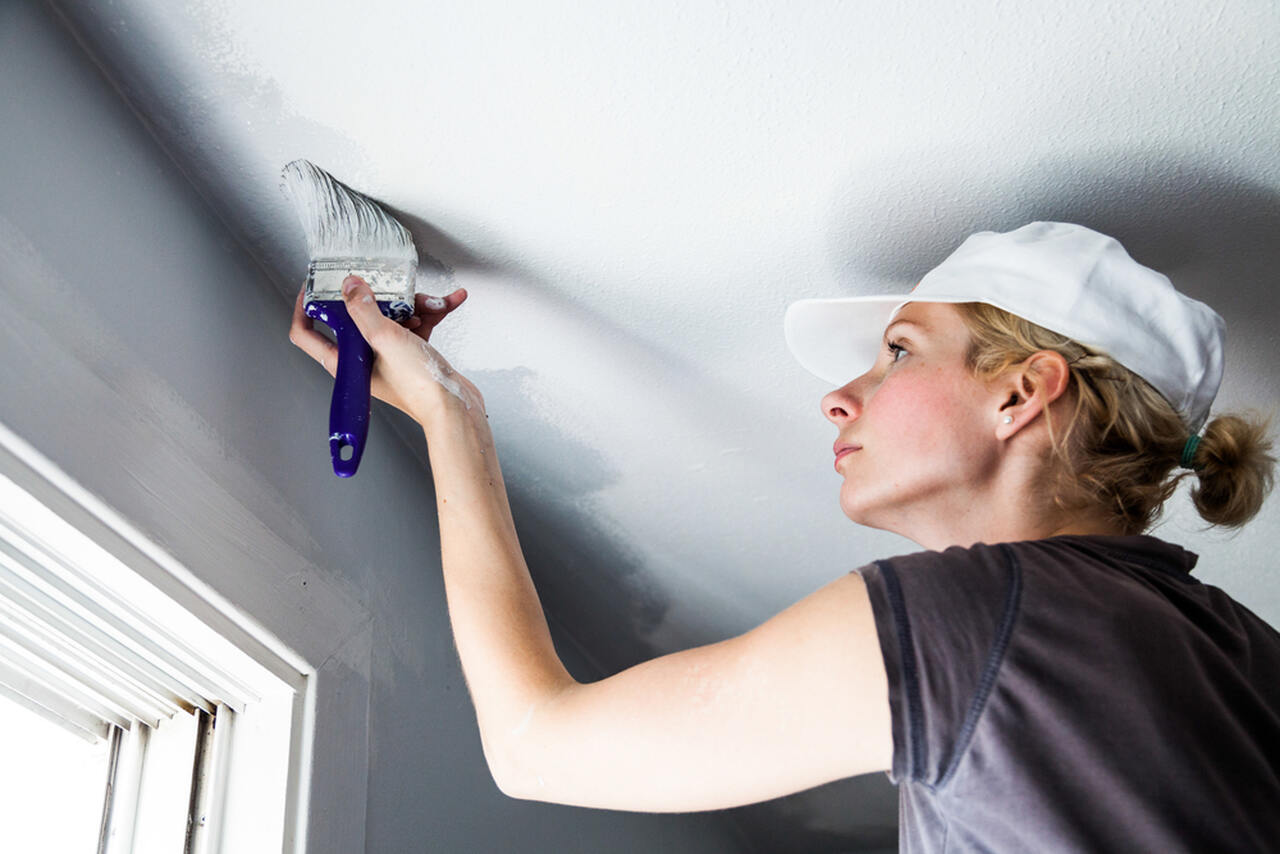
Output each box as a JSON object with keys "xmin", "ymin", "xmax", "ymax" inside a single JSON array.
[{"xmin": 855, "ymin": 543, "xmax": 1023, "ymax": 787}]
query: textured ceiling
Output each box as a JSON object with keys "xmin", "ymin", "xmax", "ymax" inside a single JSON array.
[{"xmin": 50, "ymin": 0, "xmax": 1280, "ymax": 846}]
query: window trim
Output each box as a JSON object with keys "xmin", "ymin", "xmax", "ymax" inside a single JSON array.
[{"xmin": 0, "ymin": 421, "xmax": 367, "ymax": 853}]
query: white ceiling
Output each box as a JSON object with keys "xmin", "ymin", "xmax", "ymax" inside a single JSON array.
[{"xmin": 51, "ymin": 0, "xmax": 1280, "ymax": 839}]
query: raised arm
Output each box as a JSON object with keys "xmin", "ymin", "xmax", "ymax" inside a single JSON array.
[
  {"xmin": 496, "ymin": 572, "xmax": 893, "ymax": 810},
  {"xmin": 290, "ymin": 276, "xmax": 893, "ymax": 811}
]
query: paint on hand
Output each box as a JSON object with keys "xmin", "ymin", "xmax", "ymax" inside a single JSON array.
[
  {"xmin": 423, "ymin": 295, "xmax": 446, "ymax": 311},
  {"xmin": 418, "ymin": 339, "xmax": 473, "ymax": 410}
]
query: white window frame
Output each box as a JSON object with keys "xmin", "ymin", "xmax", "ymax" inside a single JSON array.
[
  {"xmin": 0, "ymin": 421, "xmax": 368, "ymax": 853},
  {"xmin": 94, "ymin": 704, "xmax": 233, "ymax": 854}
]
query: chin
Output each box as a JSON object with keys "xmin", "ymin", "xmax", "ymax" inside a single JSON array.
[
  {"xmin": 838, "ymin": 491, "xmax": 876, "ymax": 527},
  {"xmin": 839, "ymin": 489, "xmax": 904, "ymax": 537}
]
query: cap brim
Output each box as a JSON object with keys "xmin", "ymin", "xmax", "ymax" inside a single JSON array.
[{"xmin": 784, "ymin": 295, "xmax": 910, "ymax": 385}]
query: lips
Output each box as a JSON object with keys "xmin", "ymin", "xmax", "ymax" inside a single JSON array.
[{"xmin": 833, "ymin": 441, "xmax": 860, "ymax": 470}]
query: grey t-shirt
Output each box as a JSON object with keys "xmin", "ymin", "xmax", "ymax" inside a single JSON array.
[{"xmin": 856, "ymin": 534, "xmax": 1280, "ymax": 853}]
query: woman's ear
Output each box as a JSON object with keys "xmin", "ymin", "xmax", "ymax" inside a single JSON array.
[{"xmin": 995, "ymin": 350, "xmax": 1071, "ymax": 438}]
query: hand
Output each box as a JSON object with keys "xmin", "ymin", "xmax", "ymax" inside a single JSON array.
[{"xmin": 289, "ymin": 275, "xmax": 482, "ymax": 426}]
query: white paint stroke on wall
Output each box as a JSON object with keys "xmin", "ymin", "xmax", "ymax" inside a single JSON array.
[{"xmin": 53, "ymin": 0, "xmax": 1280, "ymax": 642}]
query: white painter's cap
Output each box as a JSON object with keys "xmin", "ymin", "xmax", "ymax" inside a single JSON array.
[{"xmin": 784, "ymin": 222, "xmax": 1225, "ymax": 432}]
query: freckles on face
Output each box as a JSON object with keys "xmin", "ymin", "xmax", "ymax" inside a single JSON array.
[
  {"xmin": 835, "ymin": 305, "xmax": 995, "ymax": 527},
  {"xmin": 871, "ymin": 362, "xmax": 959, "ymax": 424}
]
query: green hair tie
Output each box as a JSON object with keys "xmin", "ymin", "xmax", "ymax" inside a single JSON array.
[{"xmin": 1180, "ymin": 434, "xmax": 1202, "ymax": 470}]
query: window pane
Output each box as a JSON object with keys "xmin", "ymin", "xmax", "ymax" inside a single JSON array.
[
  {"xmin": 0, "ymin": 692, "xmax": 112, "ymax": 852},
  {"xmin": 132, "ymin": 709, "xmax": 199, "ymax": 854}
]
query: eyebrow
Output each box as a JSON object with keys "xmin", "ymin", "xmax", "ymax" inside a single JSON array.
[{"xmin": 882, "ymin": 318, "xmax": 928, "ymax": 343}]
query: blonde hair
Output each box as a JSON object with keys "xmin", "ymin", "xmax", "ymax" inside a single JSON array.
[{"xmin": 955, "ymin": 302, "xmax": 1276, "ymax": 535}]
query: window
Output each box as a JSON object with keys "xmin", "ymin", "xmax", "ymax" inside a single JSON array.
[{"xmin": 0, "ymin": 437, "xmax": 306, "ymax": 853}]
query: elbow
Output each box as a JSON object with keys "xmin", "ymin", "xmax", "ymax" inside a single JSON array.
[
  {"xmin": 493, "ymin": 774, "xmax": 536, "ymax": 802},
  {"xmin": 484, "ymin": 734, "xmax": 571, "ymax": 804},
  {"xmin": 482, "ymin": 685, "xmax": 577, "ymax": 801},
  {"xmin": 480, "ymin": 681, "xmax": 580, "ymax": 801},
  {"xmin": 479, "ymin": 732, "xmax": 535, "ymax": 801},
  {"xmin": 488, "ymin": 759, "xmax": 541, "ymax": 802},
  {"xmin": 485, "ymin": 750, "xmax": 523, "ymax": 800},
  {"xmin": 490, "ymin": 767, "xmax": 521, "ymax": 800},
  {"xmin": 487, "ymin": 749, "xmax": 551, "ymax": 802}
]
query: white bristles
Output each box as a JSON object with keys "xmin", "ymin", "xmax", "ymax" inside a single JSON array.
[{"xmin": 280, "ymin": 160, "xmax": 417, "ymax": 267}]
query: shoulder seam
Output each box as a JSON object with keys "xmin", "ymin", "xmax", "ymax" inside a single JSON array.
[
  {"xmin": 876, "ymin": 558, "xmax": 926, "ymax": 783},
  {"xmin": 936, "ymin": 543, "xmax": 1024, "ymax": 789}
]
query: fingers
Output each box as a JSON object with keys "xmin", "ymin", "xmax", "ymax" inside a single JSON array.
[
  {"xmin": 415, "ymin": 287, "xmax": 467, "ymax": 315},
  {"xmin": 341, "ymin": 275, "xmax": 400, "ymax": 345},
  {"xmin": 290, "ymin": 283, "xmax": 310, "ymax": 328},
  {"xmin": 288, "ymin": 285, "xmax": 338, "ymax": 376},
  {"xmin": 411, "ymin": 288, "xmax": 468, "ymax": 339},
  {"xmin": 313, "ymin": 276, "xmax": 467, "ymax": 359}
]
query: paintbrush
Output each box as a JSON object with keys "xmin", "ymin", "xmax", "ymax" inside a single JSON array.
[{"xmin": 280, "ymin": 159, "xmax": 418, "ymax": 477}]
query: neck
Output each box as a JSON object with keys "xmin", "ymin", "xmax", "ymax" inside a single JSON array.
[
  {"xmin": 902, "ymin": 507, "xmax": 1127, "ymax": 552},
  {"xmin": 888, "ymin": 457, "xmax": 1129, "ymax": 552}
]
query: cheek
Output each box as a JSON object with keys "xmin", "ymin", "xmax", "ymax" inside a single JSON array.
[
  {"xmin": 838, "ymin": 367, "xmax": 995, "ymax": 523},
  {"xmin": 871, "ymin": 371, "xmax": 976, "ymax": 444}
]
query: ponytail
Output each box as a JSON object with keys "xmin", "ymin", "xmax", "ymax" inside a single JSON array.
[{"xmin": 1187, "ymin": 413, "xmax": 1277, "ymax": 528}]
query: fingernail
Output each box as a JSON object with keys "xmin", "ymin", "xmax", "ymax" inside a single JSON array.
[{"xmin": 342, "ymin": 275, "xmax": 360, "ymax": 295}]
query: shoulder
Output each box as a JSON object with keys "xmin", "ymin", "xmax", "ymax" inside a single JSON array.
[
  {"xmin": 862, "ymin": 539, "xmax": 1014, "ymax": 574},
  {"xmin": 856, "ymin": 541, "xmax": 1016, "ymax": 612},
  {"xmin": 853, "ymin": 542, "xmax": 1026, "ymax": 785},
  {"xmin": 859, "ymin": 534, "xmax": 1196, "ymax": 592}
]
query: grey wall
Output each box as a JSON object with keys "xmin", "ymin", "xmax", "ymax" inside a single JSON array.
[
  {"xmin": 9, "ymin": 0, "xmax": 1274, "ymax": 851},
  {"xmin": 0, "ymin": 3, "xmax": 748, "ymax": 851}
]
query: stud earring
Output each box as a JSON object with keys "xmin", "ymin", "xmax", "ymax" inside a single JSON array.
[{"xmin": 1002, "ymin": 415, "xmax": 1014, "ymax": 424}]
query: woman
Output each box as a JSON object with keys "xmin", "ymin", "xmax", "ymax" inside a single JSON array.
[{"xmin": 290, "ymin": 221, "xmax": 1278, "ymax": 851}]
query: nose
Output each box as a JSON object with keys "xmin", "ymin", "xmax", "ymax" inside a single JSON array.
[{"xmin": 822, "ymin": 377, "xmax": 864, "ymax": 425}]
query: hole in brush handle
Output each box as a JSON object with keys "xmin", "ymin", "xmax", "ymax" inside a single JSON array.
[{"xmin": 330, "ymin": 433, "xmax": 361, "ymax": 477}]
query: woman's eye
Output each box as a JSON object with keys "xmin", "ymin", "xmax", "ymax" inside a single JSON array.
[{"xmin": 887, "ymin": 341, "xmax": 908, "ymax": 362}]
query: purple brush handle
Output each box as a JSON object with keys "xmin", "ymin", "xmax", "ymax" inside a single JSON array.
[{"xmin": 305, "ymin": 298, "xmax": 377, "ymax": 477}]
